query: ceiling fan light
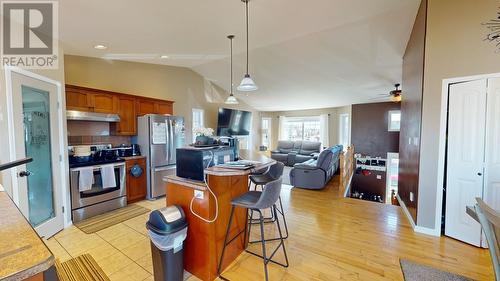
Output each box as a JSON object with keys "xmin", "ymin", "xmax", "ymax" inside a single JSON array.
[
  {"xmin": 225, "ymin": 94, "xmax": 239, "ymax": 104},
  {"xmin": 237, "ymin": 74, "xmax": 258, "ymax": 91},
  {"xmin": 392, "ymin": 95, "xmax": 402, "ymax": 103}
]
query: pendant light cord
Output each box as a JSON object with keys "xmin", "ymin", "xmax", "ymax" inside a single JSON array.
[
  {"xmin": 229, "ymin": 35, "xmax": 234, "ymax": 95},
  {"xmin": 245, "ymin": 0, "xmax": 249, "ymax": 75}
]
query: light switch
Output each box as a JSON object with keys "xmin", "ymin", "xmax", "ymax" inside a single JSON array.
[
  {"xmin": 410, "ymin": 192, "xmax": 414, "ymax": 202},
  {"xmin": 376, "ymin": 175, "xmax": 382, "ymax": 180}
]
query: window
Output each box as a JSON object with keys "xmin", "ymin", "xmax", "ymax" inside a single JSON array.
[
  {"xmin": 388, "ymin": 110, "xmax": 401, "ymax": 132},
  {"xmin": 339, "ymin": 114, "xmax": 350, "ymax": 150},
  {"xmin": 281, "ymin": 116, "xmax": 321, "ymax": 142},
  {"xmin": 261, "ymin": 117, "xmax": 272, "ymax": 149},
  {"xmin": 192, "ymin": 108, "xmax": 204, "ymax": 142}
]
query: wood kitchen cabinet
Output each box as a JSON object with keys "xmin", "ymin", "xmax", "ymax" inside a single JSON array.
[
  {"xmin": 91, "ymin": 92, "xmax": 118, "ymax": 113},
  {"xmin": 155, "ymin": 101, "xmax": 173, "ymax": 115},
  {"xmin": 65, "ymin": 84, "xmax": 174, "ymax": 136},
  {"xmin": 125, "ymin": 157, "xmax": 147, "ymax": 203},
  {"xmin": 111, "ymin": 96, "xmax": 137, "ymax": 135},
  {"xmin": 66, "ymin": 85, "xmax": 118, "ymax": 113},
  {"xmin": 136, "ymin": 99, "xmax": 156, "ymax": 116},
  {"xmin": 66, "ymin": 87, "xmax": 92, "ymax": 111}
]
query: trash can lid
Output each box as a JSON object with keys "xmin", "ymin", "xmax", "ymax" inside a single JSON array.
[{"xmin": 146, "ymin": 205, "xmax": 188, "ymax": 235}]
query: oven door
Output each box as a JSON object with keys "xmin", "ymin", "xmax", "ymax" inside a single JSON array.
[{"xmin": 70, "ymin": 163, "xmax": 126, "ymax": 210}]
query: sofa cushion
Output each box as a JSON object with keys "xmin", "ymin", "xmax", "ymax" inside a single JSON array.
[
  {"xmin": 277, "ymin": 141, "xmax": 295, "ymax": 153},
  {"xmin": 299, "ymin": 141, "xmax": 321, "ymax": 156},
  {"xmin": 293, "ymin": 141, "xmax": 303, "ymax": 152},
  {"xmin": 316, "ymin": 149, "xmax": 333, "ymax": 170}
]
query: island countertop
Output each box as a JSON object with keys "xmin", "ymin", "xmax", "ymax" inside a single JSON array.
[
  {"xmin": 0, "ymin": 190, "xmax": 55, "ymax": 281},
  {"xmin": 163, "ymin": 149, "xmax": 276, "ymax": 186}
]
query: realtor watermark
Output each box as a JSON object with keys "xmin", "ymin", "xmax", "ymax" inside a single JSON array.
[{"xmin": 1, "ymin": 1, "xmax": 58, "ymax": 69}]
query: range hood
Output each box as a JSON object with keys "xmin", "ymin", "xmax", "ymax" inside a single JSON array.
[{"xmin": 66, "ymin": 110, "xmax": 120, "ymax": 122}]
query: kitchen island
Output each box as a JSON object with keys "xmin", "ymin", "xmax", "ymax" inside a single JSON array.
[{"xmin": 163, "ymin": 150, "xmax": 275, "ymax": 281}]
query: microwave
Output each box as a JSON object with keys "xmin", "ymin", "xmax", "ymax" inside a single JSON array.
[{"xmin": 176, "ymin": 146, "xmax": 235, "ymax": 181}]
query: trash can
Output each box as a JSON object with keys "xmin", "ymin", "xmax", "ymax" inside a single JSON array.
[{"xmin": 146, "ymin": 205, "xmax": 188, "ymax": 281}]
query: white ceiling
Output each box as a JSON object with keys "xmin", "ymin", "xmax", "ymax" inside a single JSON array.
[{"xmin": 60, "ymin": 0, "xmax": 420, "ymax": 111}]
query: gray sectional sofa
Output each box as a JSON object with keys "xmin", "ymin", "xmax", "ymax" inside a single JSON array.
[
  {"xmin": 289, "ymin": 144, "xmax": 343, "ymax": 190},
  {"xmin": 270, "ymin": 141, "xmax": 321, "ymax": 166}
]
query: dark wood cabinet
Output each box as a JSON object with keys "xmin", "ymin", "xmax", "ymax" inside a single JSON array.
[
  {"xmin": 111, "ymin": 96, "xmax": 137, "ymax": 135},
  {"xmin": 126, "ymin": 157, "xmax": 147, "ymax": 203}
]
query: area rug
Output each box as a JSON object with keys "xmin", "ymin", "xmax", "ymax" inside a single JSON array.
[
  {"xmin": 74, "ymin": 204, "xmax": 150, "ymax": 234},
  {"xmin": 283, "ymin": 166, "xmax": 292, "ymax": 185},
  {"xmin": 400, "ymin": 259, "xmax": 475, "ymax": 281},
  {"xmin": 55, "ymin": 254, "xmax": 109, "ymax": 281}
]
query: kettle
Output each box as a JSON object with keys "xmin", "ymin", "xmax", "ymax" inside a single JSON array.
[{"xmin": 131, "ymin": 144, "xmax": 141, "ymax": 156}]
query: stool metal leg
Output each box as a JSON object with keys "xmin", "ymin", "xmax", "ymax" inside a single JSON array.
[
  {"xmin": 258, "ymin": 210, "xmax": 270, "ymax": 281},
  {"xmin": 276, "ymin": 196, "xmax": 289, "ymax": 239},
  {"xmin": 246, "ymin": 205, "xmax": 290, "ymax": 268},
  {"xmin": 273, "ymin": 204, "xmax": 289, "ymax": 267}
]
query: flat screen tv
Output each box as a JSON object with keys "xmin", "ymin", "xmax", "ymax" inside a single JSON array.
[{"xmin": 216, "ymin": 108, "xmax": 252, "ymax": 136}]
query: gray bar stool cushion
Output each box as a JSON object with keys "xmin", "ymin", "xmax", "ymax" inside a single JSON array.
[{"xmin": 232, "ymin": 179, "xmax": 283, "ymax": 210}]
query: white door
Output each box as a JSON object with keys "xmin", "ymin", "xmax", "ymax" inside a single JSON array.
[
  {"xmin": 484, "ymin": 78, "xmax": 500, "ymax": 213},
  {"xmin": 445, "ymin": 79, "xmax": 486, "ymax": 247},
  {"xmin": 6, "ymin": 68, "xmax": 64, "ymax": 238}
]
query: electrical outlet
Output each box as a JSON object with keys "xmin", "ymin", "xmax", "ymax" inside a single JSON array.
[
  {"xmin": 194, "ymin": 190, "xmax": 204, "ymax": 200},
  {"xmin": 376, "ymin": 175, "xmax": 382, "ymax": 180},
  {"xmin": 410, "ymin": 192, "xmax": 414, "ymax": 202}
]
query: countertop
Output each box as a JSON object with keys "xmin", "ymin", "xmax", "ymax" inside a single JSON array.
[
  {"xmin": 0, "ymin": 191, "xmax": 54, "ymax": 281},
  {"xmin": 163, "ymin": 150, "xmax": 276, "ymax": 187},
  {"xmin": 122, "ymin": 155, "xmax": 146, "ymax": 161}
]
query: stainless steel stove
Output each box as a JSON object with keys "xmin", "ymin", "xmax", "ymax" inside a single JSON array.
[{"xmin": 68, "ymin": 144, "xmax": 127, "ymax": 222}]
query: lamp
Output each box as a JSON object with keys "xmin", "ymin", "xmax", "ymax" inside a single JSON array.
[
  {"xmin": 225, "ymin": 35, "xmax": 239, "ymax": 104},
  {"xmin": 237, "ymin": 0, "xmax": 258, "ymax": 92}
]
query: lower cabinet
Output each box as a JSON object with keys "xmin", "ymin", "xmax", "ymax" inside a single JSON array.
[{"xmin": 126, "ymin": 157, "xmax": 147, "ymax": 203}]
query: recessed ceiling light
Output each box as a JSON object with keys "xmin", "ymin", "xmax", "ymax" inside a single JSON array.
[
  {"xmin": 94, "ymin": 44, "xmax": 107, "ymax": 50},
  {"xmin": 160, "ymin": 55, "xmax": 169, "ymax": 59}
]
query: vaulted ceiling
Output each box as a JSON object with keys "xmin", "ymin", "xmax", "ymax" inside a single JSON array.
[{"xmin": 60, "ymin": 0, "xmax": 420, "ymax": 111}]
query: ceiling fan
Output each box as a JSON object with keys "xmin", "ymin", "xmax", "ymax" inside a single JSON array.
[{"xmin": 369, "ymin": 83, "xmax": 402, "ymax": 103}]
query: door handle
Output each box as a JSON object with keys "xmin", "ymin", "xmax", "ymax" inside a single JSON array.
[
  {"xmin": 478, "ymin": 172, "xmax": 483, "ymax": 176},
  {"xmin": 18, "ymin": 170, "xmax": 32, "ymax": 177}
]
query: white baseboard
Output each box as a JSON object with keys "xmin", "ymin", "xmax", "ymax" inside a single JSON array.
[{"xmin": 396, "ymin": 194, "xmax": 441, "ymax": 237}]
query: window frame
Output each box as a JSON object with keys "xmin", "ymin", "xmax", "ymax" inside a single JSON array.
[
  {"xmin": 261, "ymin": 117, "xmax": 272, "ymax": 148},
  {"xmin": 192, "ymin": 108, "xmax": 205, "ymax": 142},
  {"xmin": 388, "ymin": 110, "xmax": 401, "ymax": 132}
]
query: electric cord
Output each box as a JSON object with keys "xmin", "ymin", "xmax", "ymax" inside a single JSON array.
[{"xmin": 189, "ymin": 150, "xmax": 219, "ymax": 223}]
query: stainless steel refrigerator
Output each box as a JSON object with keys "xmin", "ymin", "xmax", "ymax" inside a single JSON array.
[{"xmin": 135, "ymin": 114, "xmax": 186, "ymax": 199}]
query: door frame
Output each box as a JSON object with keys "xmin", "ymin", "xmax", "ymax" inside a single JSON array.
[
  {"xmin": 4, "ymin": 66, "xmax": 70, "ymax": 230},
  {"xmin": 435, "ymin": 72, "xmax": 500, "ymax": 236}
]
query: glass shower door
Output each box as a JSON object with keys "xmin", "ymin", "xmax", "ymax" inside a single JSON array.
[{"xmin": 22, "ymin": 86, "xmax": 55, "ymax": 227}]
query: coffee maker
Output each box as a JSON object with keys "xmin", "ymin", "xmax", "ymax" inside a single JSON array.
[{"xmin": 131, "ymin": 144, "xmax": 141, "ymax": 156}]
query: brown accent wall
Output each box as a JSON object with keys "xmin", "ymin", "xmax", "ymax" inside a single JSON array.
[
  {"xmin": 399, "ymin": 0, "xmax": 427, "ymax": 222},
  {"xmin": 351, "ymin": 102, "xmax": 400, "ymax": 198},
  {"xmin": 351, "ymin": 102, "xmax": 400, "ymax": 157}
]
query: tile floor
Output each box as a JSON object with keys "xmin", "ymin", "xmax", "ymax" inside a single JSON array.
[{"xmin": 44, "ymin": 199, "xmax": 199, "ymax": 281}]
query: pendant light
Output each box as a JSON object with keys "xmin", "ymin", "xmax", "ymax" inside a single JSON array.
[
  {"xmin": 225, "ymin": 35, "xmax": 239, "ymax": 104},
  {"xmin": 237, "ymin": 0, "xmax": 258, "ymax": 92}
]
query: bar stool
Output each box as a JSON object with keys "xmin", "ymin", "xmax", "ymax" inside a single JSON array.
[
  {"xmin": 249, "ymin": 162, "xmax": 288, "ymax": 239},
  {"xmin": 217, "ymin": 179, "xmax": 289, "ymax": 281}
]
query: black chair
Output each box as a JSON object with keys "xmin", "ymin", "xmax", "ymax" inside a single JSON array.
[
  {"xmin": 249, "ymin": 162, "xmax": 288, "ymax": 239},
  {"xmin": 217, "ymin": 179, "xmax": 289, "ymax": 281}
]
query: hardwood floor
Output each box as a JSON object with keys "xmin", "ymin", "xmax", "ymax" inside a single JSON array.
[
  {"xmin": 45, "ymin": 175, "xmax": 493, "ymax": 280},
  {"xmin": 220, "ymin": 177, "xmax": 493, "ymax": 280}
]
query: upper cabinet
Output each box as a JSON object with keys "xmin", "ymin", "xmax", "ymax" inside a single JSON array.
[
  {"xmin": 66, "ymin": 87, "xmax": 92, "ymax": 111},
  {"xmin": 65, "ymin": 84, "xmax": 174, "ymax": 136}
]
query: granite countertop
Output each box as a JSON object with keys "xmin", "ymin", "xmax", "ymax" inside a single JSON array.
[{"xmin": 0, "ymin": 190, "xmax": 54, "ymax": 281}]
